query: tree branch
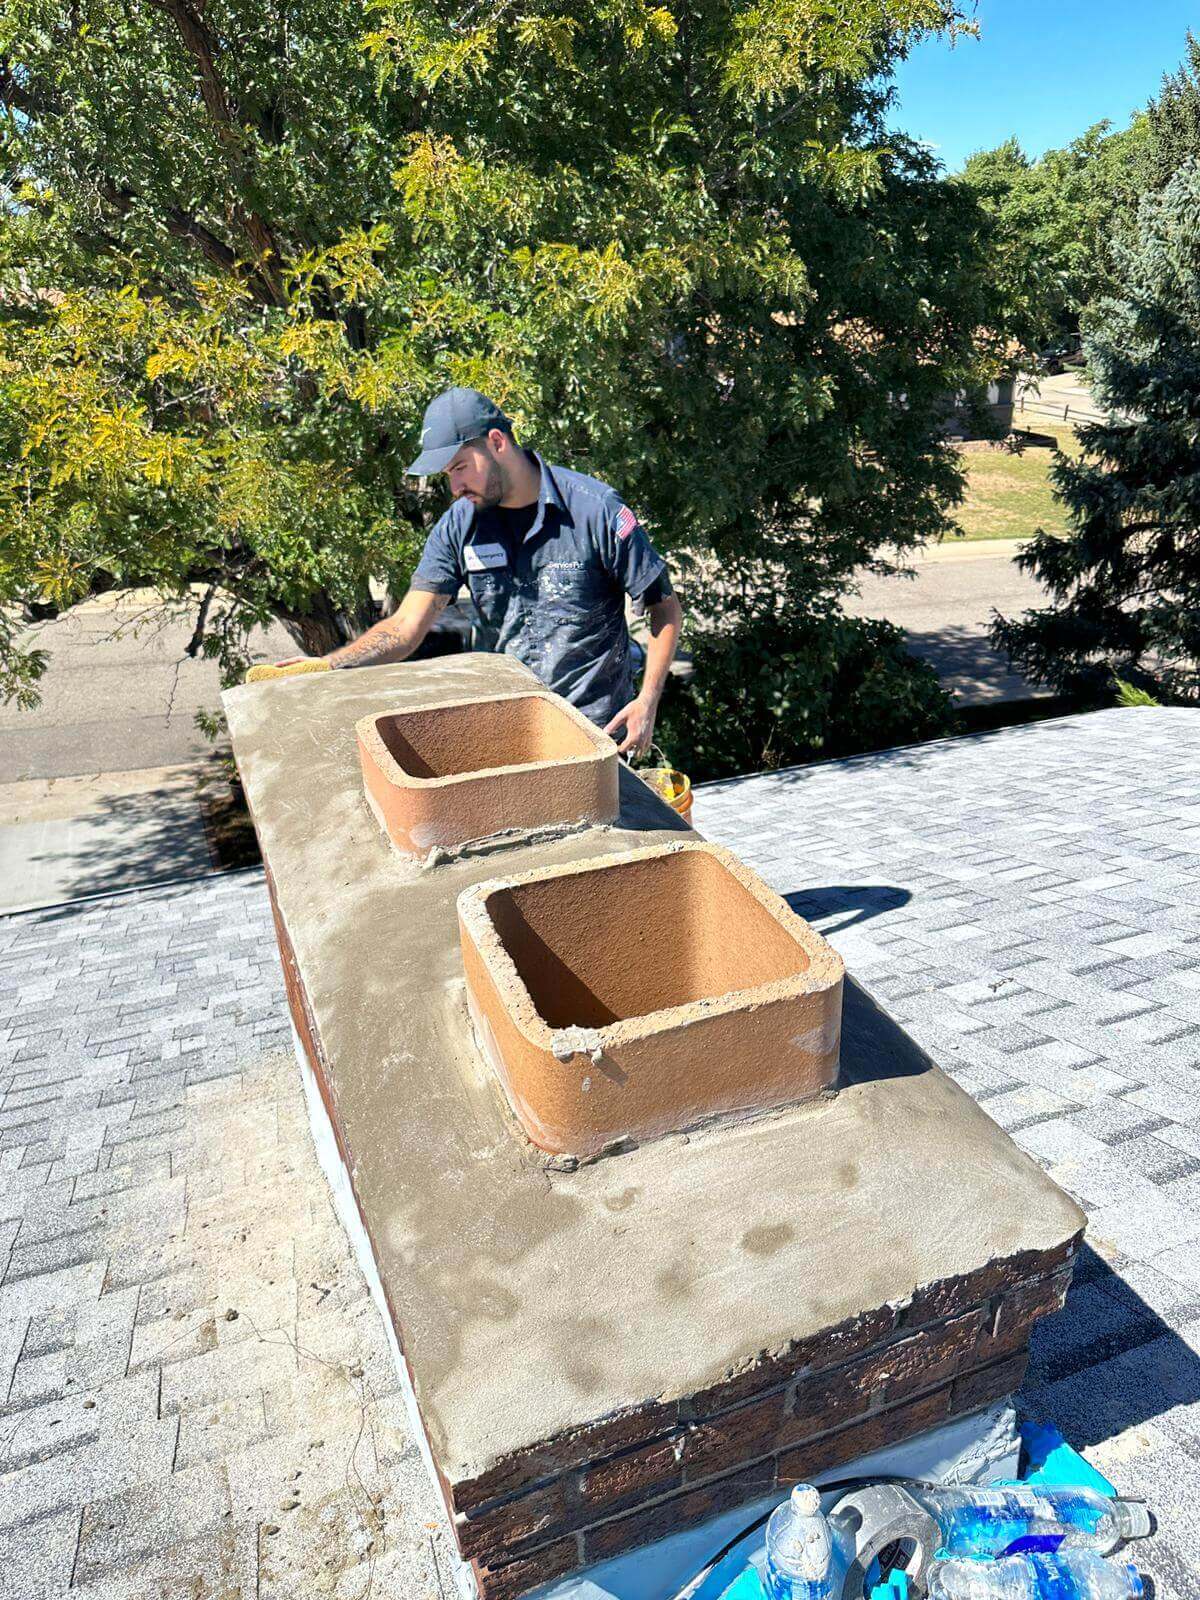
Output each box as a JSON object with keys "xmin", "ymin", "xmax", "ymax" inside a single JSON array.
[
  {"xmin": 97, "ymin": 176, "xmax": 282, "ymax": 302},
  {"xmin": 185, "ymin": 583, "xmax": 217, "ymax": 658},
  {"xmin": 6, "ymin": 52, "xmax": 276, "ymax": 302},
  {"xmin": 146, "ymin": 0, "xmax": 235, "ymax": 129},
  {"xmin": 145, "ymin": 0, "xmax": 287, "ymax": 304},
  {"xmin": 0, "ymin": 59, "xmax": 58, "ymax": 119},
  {"xmin": 165, "ymin": 207, "xmax": 240, "ymax": 274}
]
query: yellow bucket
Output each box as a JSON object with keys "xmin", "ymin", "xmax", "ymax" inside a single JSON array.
[{"xmin": 639, "ymin": 765, "xmax": 693, "ymax": 823}]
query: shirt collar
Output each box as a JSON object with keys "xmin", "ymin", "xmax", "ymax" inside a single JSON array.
[
  {"xmin": 466, "ymin": 451, "xmax": 563, "ymax": 544},
  {"xmin": 526, "ymin": 451, "xmax": 566, "ymax": 542}
]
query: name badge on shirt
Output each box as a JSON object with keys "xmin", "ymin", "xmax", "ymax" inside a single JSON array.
[{"xmin": 465, "ymin": 543, "xmax": 508, "ymax": 573}]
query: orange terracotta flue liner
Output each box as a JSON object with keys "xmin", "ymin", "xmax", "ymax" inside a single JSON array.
[
  {"xmin": 357, "ymin": 690, "xmax": 619, "ymax": 858},
  {"xmin": 458, "ymin": 840, "xmax": 845, "ymax": 1158}
]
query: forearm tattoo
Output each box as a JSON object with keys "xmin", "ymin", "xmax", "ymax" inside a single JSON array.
[{"xmin": 333, "ymin": 592, "xmax": 451, "ymax": 669}]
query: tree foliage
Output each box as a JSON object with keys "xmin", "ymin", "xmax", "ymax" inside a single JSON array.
[
  {"xmin": 1, "ymin": 0, "xmax": 1015, "ymax": 708},
  {"xmin": 659, "ymin": 600, "xmax": 953, "ymax": 781},
  {"xmin": 957, "ymin": 120, "xmax": 1149, "ymax": 346},
  {"xmin": 1144, "ymin": 30, "xmax": 1200, "ymax": 191},
  {"xmin": 992, "ymin": 164, "xmax": 1200, "ymax": 707}
]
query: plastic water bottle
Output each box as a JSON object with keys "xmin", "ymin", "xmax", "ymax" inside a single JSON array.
[
  {"xmin": 928, "ymin": 1551, "xmax": 1144, "ymax": 1599},
  {"xmin": 764, "ymin": 1484, "xmax": 839, "ymax": 1600},
  {"xmin": 906, "ymin": 1486, "xmax": 1151, "ymax": 1559}
]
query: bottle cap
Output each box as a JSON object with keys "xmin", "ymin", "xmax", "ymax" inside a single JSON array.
[
  {"xmin": 790, "ymin": 1484, "xmax": 821, "ymax": 1515},
  {"xmin": 1113, "ymin": 1500, "xmax": 1153, "ymax": 1540}
]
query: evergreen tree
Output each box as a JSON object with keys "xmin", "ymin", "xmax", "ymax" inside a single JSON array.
[
  {"xmin": 1144, "ymin": 30, "xmax": 1200, "ymax": 190},
  {"xmin": 992, "ymin": 164, "xmax": 1200, "ymax": 705},
  {"xmin": 1, "ymin": 0, "xmax": 1011, "ymax": 712}
]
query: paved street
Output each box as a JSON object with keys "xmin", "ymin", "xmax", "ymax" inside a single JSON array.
[
  {"xmin": 844, "ymin": 538, "xmax": 1047, "ymax": 704},
  {"xmin": 1016, "ymin": 370, "xmax": 1106, "ymax": 430},
  {"xmin": 2, "ymin": 594, "xmax": 294, "ymax": 785},
  {"xmin": 2, "ymin": 707, "xmax": 1199, "ymax": 1595}
]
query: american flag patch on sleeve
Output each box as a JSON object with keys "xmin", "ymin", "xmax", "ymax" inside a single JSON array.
[{"xmin": 614, "ymin": 505, "xmax": 640, "ymax": 540}]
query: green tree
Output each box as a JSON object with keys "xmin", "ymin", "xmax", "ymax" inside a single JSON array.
[
  {"xmin": 2, "ymin": 0, "xmax": 1008, "ymax": 716},
  {"xmin": 658, "ymin": 604, "xmax": 952, "ymax": 781},
  {"xmin": 1144, "ymin": 30, "xmax": 1200, "ymax": 190},
  {"xmin": 991, "ymin": 163, "xmax": 1200, "ymax": 706},
  {"xmin": 958, "ymin": 120, "xmax": 1148, "ymax": 346}
]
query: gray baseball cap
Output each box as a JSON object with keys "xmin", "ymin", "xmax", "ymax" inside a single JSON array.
[{"xmin": 405, "ymin": 387, "xmax": 513, "ymax": 475}]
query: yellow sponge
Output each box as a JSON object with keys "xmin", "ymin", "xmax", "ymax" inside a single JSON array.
[{"xmin": 244, "ymin": 659, "xmax": 333, "ymax": 683}]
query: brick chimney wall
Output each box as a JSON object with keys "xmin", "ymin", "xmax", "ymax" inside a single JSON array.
[
  {"xmin": 230, "ymin": 659, "xmax": 1086, "ymax": 1600},
  {"xmin": 452, "ymin": 1243, "xmax": 1075, "ymax": 1600}
]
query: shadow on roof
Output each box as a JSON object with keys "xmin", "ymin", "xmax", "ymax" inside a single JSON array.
[
  {"xmin": 838, "ymin": 974, "xmax": 930, "ymax": 1084},
  {"xmin": 785, "ymin": 884, "xmax": 912, "ymax": 935},
  {"xmin": 1022, "ymin": 1240, "xmax": 1200, "ymax": 1447},
  {"xmin": 610, "ymin": 761, "xmax": 693, "ymax": 835}
]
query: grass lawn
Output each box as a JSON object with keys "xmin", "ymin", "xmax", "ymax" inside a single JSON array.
[{"xmin": 950, "ymin": 422, "xmax": 1084, "ymax": 542}]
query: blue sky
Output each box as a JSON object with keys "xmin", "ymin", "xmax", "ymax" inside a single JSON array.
[{"xmin": 891, "ymin": 1, "xmax": 1197, "ymax": 172}]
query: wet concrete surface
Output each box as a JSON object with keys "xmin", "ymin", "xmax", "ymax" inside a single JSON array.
[{"xmin": 224, "ymin": 654, "xmax": 1081, "ymax": 1488}]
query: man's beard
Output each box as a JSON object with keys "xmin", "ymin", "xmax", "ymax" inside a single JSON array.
[{"xmin": 460, "ymin": 456, "xmax": 505, "ymax": 510}]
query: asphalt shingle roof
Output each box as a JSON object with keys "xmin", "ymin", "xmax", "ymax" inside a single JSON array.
[
  {"xmin": 1, "ymin": 705, "xmax": 1198, "ymax": 1596},
  {"xmin": 699, "ymin": 707, "xmax": 1200, "ymax": 1597},
  {"xmin": 0, "ymin": 872, "xmax": 456, "ymax": 1597}
]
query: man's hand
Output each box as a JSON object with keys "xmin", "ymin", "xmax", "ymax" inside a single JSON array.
[
  {"xmin": 605, "ymin": 592, "xmax": 681, "ymax": 757},
  {"xmin": 604, "ymin": 694, "xmax": 657, "ymax": 758}
]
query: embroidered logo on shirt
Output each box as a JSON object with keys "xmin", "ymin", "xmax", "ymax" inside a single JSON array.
[{"xmin": 614, "ymin": 506, "xmax": 640, "ymax": 541}]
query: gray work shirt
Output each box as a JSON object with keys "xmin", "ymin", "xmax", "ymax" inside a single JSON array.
[{"xmin": 409, "ymin": 453, "xmax": 671, "ymax": 728}]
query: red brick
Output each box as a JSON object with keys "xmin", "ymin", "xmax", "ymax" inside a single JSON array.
[
  {"xmin": 686, "ymin": 1306, "xmax": 897, "ymax": 1418},
  {"xmin": 868, "ymin": 1310, "xmax": 986, "ymax": 1402},
  {"xmin": 683, "ymin": 1389, "xmax": 788, "ymax": 1483},
  {"xmin": 585, "ymin": 1463, "xmax": 777, "ymax": 1564},
  {"xmin": 784, "ymin": 1364, "xmax": 874, "ymax": 1444},
  {"xmin": 781, "ymin": 1310, "xmax": 983, "ymax": 1449},
  {"xmin": 778, "ymin": 1385, "xmax": 953, "ymax": 1487},
  {"xmin": 475, "ymin": 1536, "xmax": 581, "ymax": 1600},
  {"xmin": 455, "ymin": 1478, "xmax": 571, "ymax": 1563},
  {"xmin": 451, "ymin": 1399, "xmax": 681, "ymax": 1513},
  {"xmin": 952, "ymin": 1351, "xmax": 1030, "ymax": 1415},
  {"xmin": 578, "ymin": 1435, "xmax": 683, "ymax": 1514},
  {"xmin": 804, "ymin": 1305, "xmax": 902, "ymax": 1373},
  {"xmin": 902, "ymin": 1238, "xmax": 1080, "ymax": 1329},
  {"xmin": 990, "ymin": 1269, "xmax": 1072, "ymax": 1353}
]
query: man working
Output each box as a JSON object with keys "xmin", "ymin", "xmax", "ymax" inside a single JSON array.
[{"xmin": 316, "ymin": 388, "xmax": 682, "ymax": 756}]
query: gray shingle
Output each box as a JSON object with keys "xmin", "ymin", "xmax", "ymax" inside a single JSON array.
[{"xmin": 2, "ymin": 706, "xmax": 1199, "ymax": 1596}]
